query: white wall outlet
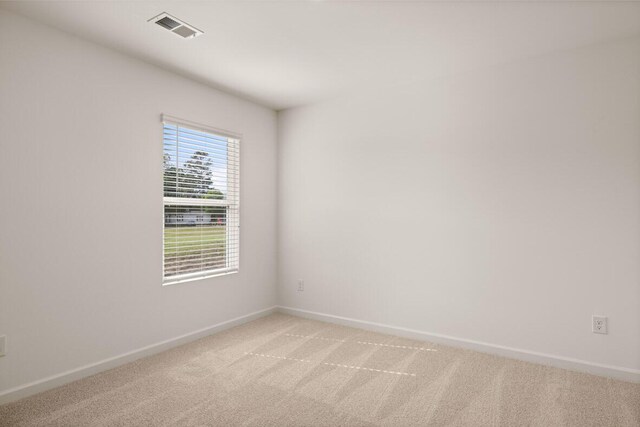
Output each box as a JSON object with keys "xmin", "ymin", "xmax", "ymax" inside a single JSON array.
[
  {"xmin": 592, "ymin": 316, "xmax": 607, "ymax": 334},
  {"xmin": 297, "ymin": 280, "xmax": 304, "ymax": 292},
  {"xmin": 0, "ymin": 335, "xmax": 6, "ymax": 357}
]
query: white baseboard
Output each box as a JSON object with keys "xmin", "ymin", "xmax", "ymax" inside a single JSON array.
[
  {"xmin": 277, "ymin": 306, "xmax": 640, "ymax": 384},
  {"xmin": 0, "ymin": 306, "xmax": 278, "ymax": 405},
  {"xmin": 2, "ymin": 304, "xmax": 636, "ymax": 406}
]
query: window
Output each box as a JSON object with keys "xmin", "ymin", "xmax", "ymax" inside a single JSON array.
[{"xmin": 162, "ymin": 115, "xmax": 240, "ymax": 285}]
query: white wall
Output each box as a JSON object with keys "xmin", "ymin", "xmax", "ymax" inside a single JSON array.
[
  {"xmin": 0, "ymin": 9, "xmax": 277, "ymax": 395},
  {"xmin": 278, "ymin": 36, "xmax": 640, "ymax": 373}
]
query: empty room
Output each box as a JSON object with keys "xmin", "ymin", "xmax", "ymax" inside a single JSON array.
[{"xmin": 0, "ymin": 1, "xmax": 639, "ymax": 426}]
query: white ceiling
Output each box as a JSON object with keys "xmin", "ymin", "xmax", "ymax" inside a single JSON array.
[{"xmin": 3, "ymin": 1, "xmax": 640, "ymax": 110}]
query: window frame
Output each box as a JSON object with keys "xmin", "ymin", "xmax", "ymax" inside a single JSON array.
[{"xmin": 161, "ymin": 114, "xmax": 241, "ymax": 286}]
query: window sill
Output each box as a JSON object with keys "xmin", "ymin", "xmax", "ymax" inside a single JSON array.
[{"xmin": 162, "ymin": 268, "xmax": 238, "ymax": 287}]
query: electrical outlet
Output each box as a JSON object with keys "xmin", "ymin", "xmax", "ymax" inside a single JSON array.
[
  {"xmin": 0, "ymin": 335, "xmax": 6, "ymax": 357},
  {"xmin": 592, "ymin": 316, "xmax": 607, "ymax": 334},
  {"xmin": 297, "ymin": 280, "xmax": 304, "ymax": 292}
]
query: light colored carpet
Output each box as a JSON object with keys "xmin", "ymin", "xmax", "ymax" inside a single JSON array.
[{"xmin": 1, "ymin": 313, "xmax": 638, "ymax": 426}]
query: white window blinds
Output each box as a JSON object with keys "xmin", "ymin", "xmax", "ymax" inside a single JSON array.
[{"xmin": 162, "ymin": 115, "xmax": 240, "ymax": 285}]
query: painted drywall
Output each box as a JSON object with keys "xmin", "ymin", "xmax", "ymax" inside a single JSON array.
[
  {"xmin": 0, "ymin": 9, "xmax": 277, "ymax": 395},
  {"xmin": 278, "ymin": 36, "xmax": 640, "ymax": 373}
]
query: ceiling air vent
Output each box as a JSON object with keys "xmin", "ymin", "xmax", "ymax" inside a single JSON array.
[{"xmin": 148, "ymin": 13, "xmax": 203, "ymax": 39}]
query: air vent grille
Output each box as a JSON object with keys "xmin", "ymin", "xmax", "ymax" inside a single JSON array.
[
  {"xmin": 173, "ymin": 26, "xmax": 197, "ymax": 39},
  {"xmin": 156, "ymin": 16, "xmax": 180, "ymax": 30},
  {"xmin": 149, "ymin": 13, "xmax": 203, "ymax": 39}
]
